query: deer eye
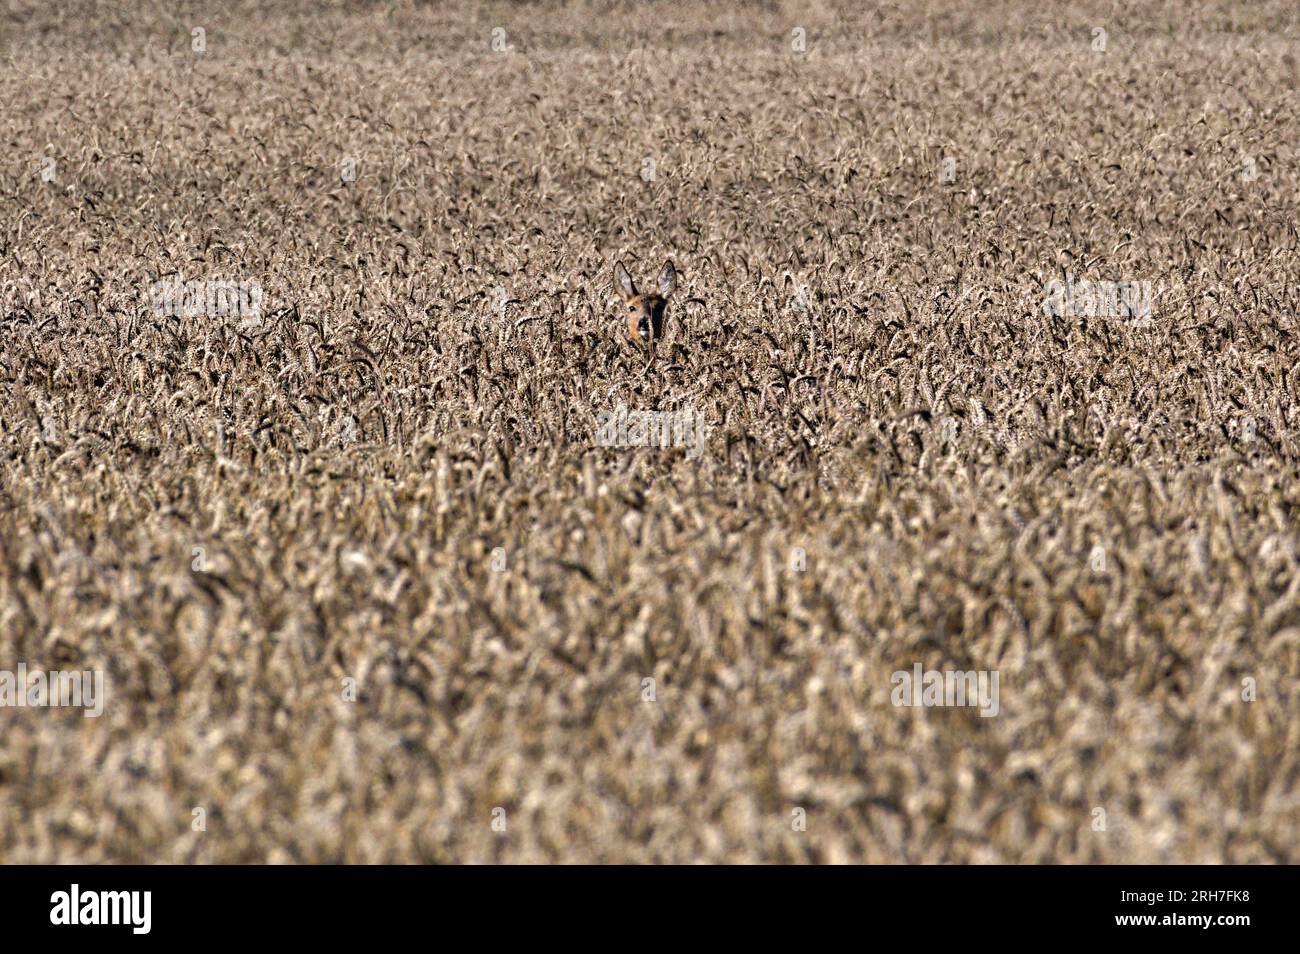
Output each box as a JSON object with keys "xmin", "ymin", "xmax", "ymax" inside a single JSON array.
[{"xmin": 628, "ymin": 305, "xmax": 635, "ymax": 311}]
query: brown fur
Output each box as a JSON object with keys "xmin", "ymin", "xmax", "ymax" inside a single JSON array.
[{"xmin": 615, "ymin": 260, "xmax": 677, "ymax": 342}]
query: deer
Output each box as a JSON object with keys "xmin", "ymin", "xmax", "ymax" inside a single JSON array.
[{"xmin": 614, "ymin": 259, "xmax": 677, "ymax": 342}]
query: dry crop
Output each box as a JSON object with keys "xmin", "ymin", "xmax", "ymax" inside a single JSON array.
[{"xmin": 1, "ymin": 0, "xmax": 1298, "ymax": 863}]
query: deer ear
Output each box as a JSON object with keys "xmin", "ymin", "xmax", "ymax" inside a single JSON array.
[
  {"xmin": 614, "ymin": 261, "xmax": 636, "ymax": 298},
  {"xmin": 657, "ymin": 260, "xmax": 677, "ymax": 298}
]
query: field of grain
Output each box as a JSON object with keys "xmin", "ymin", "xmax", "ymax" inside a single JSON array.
[{"xmin": 1, "ymin": 0, "xmax": 1298, "ymax": 863}]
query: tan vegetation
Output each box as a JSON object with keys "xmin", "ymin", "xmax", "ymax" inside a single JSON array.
[{"xmin": 1, "ymin": 1, "xmax": 1298, "ymax": 862}]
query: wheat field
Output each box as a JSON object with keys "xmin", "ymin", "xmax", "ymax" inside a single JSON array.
[{"xmin": 1, "ymin": 0, "xmax": 1298, "ymax": 863}]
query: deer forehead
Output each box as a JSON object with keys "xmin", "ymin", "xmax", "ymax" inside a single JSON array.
[{"xmin": 627, "ymin": 294, "xmax": 666, "ymax": 309}]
